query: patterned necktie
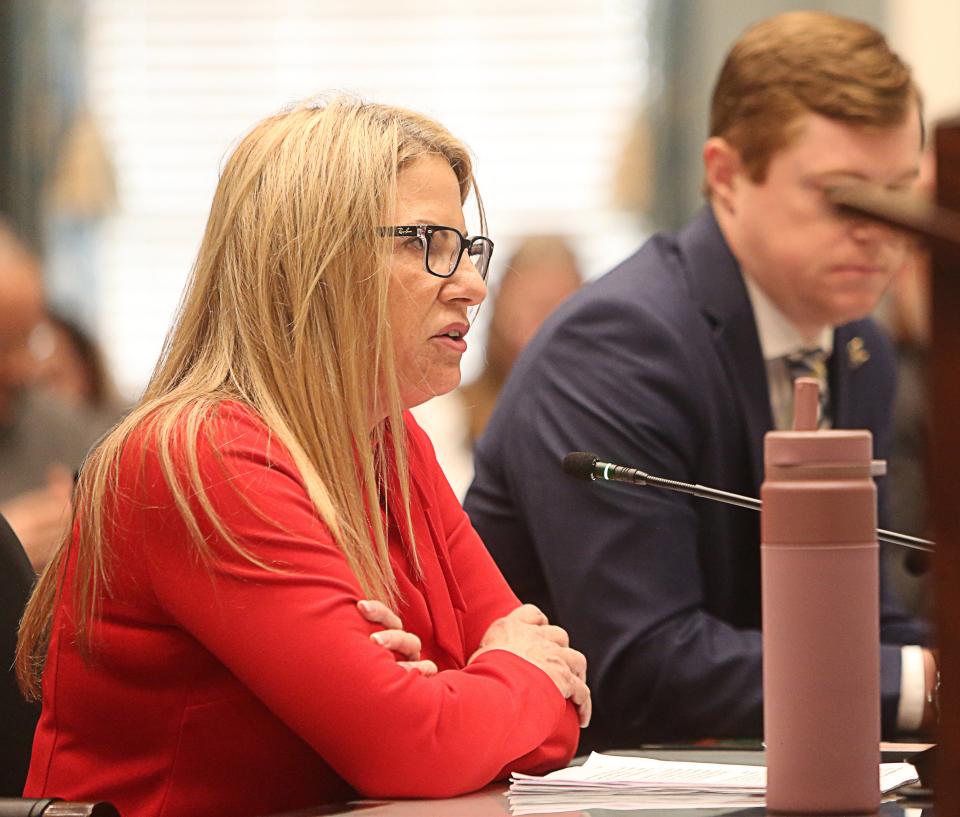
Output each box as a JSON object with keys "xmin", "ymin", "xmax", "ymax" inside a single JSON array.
[{"xmin": 784, "ymin": 347, "xmax": 830, "ymax": 428}]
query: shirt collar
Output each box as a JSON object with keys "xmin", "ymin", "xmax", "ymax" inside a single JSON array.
[{"xmin": 742, "ymin": 273, "xmax": 833, "ymax": 362}]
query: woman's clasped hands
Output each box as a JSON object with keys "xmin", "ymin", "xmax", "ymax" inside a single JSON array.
[
  {"xmin": 469, "ymin": 604, "xmax": 591, "ymax": 728},
  {"xmin": 359, "ymin": 600, "xmax": 590, "ymax": 727},
  {"xmin": 358, "ymin": 599, "xmax": 439, "ymax": 677}
]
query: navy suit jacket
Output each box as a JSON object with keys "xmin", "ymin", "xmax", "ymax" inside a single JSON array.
[{"xmin": 464, "ymin": 208, "xmax": 927, "ymax": 749}]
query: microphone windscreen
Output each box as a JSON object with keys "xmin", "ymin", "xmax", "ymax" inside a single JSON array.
[{"xmin": 562, "ymin": 452, "xmax": 598, "ymax": 480}]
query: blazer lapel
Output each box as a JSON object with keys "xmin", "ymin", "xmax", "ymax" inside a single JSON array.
[
  {"xmin": 717, "ymin": 313, "xmax": 773, "ymax": 490},
  {"xmin": 389, "ymin": 435, "xmax": 467, "ymax": 667},
  {"xmin": 678, "ymin": 208, "xmax": 772, "ymax": 489},
  {"xmin": 830, "ymin": 324, "xmax": 871, "ymax": 429}
]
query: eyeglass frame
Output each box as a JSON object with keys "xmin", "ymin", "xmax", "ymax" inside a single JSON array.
[{"xmin": 378, "ymin": 224, "xmax": 494, "ymax": 281}]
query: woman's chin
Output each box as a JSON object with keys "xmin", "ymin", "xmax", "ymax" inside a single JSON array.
[{"xmin": 401, "ymin": 376, "xmax": 461, "ymax": 411}]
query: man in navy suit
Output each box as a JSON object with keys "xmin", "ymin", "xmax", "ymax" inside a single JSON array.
[{"xmin": 464, "ymin": 11, "xmax": 935, "ymax": 750}]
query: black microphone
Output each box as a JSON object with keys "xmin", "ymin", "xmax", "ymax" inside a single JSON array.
[
  {"xmin": 0, "ymin": 799, "xmax": 120, "ymax": 817},
  {"xmin": 562, "ymin": 451, "xmax": 935, "ymax": 554}
]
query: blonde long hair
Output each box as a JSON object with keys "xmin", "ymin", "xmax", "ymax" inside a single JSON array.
[{"xmin": 17, "ymin": 96, "xmax": 482, "ymax": 698}]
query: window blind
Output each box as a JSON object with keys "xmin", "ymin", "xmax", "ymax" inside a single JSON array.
[{"xmin": 86, "ymin": 0, "xmax": 649, "ymax": 394}]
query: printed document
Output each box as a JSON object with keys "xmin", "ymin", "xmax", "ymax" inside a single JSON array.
[{"xmin": 507, "ymin": 753, "xmax": 919, "ymax": 814}]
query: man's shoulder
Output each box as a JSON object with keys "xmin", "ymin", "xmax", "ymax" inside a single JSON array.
[
  {"xmin": 546, "ymin": 232, "xmax": 704, "ymax": 343},
  {"xmin": 500, "ymin": 212, "xmax": 743, "ymax": 401},
  {"xmin": 559, "ymin": 207, "xmax": 737, "ymax": 328},
  {"xmin": 588, "ymin": 229, "xmax": 685, "ymax": 294},
  {"xmin": 490, "ymin": 226, "xmax": 729, "ymax": 437}
]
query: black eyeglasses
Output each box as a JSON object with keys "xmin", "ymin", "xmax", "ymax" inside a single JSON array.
[{"xmin": 379, "ymin": 225, "xmax": 494, "ymax": 281}]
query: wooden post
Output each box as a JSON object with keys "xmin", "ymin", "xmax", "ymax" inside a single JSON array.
[
  {"xmin": 827, "ymin": 117, "xmax": 960, "ymax": 812},
  {"xmin": 930, "ymin": 115, "xmax": 960, "ymax": 814}
]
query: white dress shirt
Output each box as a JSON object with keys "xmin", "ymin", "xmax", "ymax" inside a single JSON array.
[{"xmin": 743, "ymin": 274, "xmax": 833, "ymax": 430}]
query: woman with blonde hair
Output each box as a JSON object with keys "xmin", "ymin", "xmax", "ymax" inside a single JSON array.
[{"xmin": 17, "ymin": 96, "xmax": 587, "ymax": 817}]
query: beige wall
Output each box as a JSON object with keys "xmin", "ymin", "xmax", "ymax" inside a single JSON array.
[{"xmin": 888, "ymin": 0, "xmax": 960, "ymax": 125}]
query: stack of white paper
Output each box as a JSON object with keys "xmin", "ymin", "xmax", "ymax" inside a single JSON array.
[{"xmin": 507, "ymin": 753, "xmax": 919, "ymax": 815}]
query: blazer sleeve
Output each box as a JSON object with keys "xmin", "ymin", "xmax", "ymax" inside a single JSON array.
[
  {"xmin": 466, "ymin": 292, "xmax": 766, "ymax": 743},
  {"xmin": 847, "ymin": 323, "xmax": 931, "ymax": 731},
  {"xmin": 863, "ymin": 327, "xmax": 931, "ymax": 648},
  {"xmin": 408, "ymin": 416, "xmax": 580, "ymax": 775},
  {"xmin": 130, "ymin": 406, "xmax": 570, "ymax": 798}
]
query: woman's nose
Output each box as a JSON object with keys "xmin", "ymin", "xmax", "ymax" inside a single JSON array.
[{"xmin": 445, "ymin": 255, "xmax": 487, "ymax": 307}]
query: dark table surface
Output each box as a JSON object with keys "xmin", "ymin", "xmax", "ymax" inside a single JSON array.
[{"xmin": 264, "ymin": 746, "xmax": 935, "ymax": 817}]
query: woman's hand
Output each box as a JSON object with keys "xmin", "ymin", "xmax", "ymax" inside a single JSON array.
[
  {"xmin": 357, "ymin": 599, "xmax": 438, "ymax": 676},
  {"xmin": 469, "ymin": 604, "xmax": 591, "ymax": 727}
]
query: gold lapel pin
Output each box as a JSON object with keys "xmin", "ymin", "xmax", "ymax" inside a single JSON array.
[{"xmin": 847, "ymin": 337, "xmax": 870, "ymax": 369}]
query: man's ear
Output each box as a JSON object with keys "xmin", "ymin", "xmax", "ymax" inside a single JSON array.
[{"xmin": 703, "ymin": 137, "xmax": 743, "ymax": 214}]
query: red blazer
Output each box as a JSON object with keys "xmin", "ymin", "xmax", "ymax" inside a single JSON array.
[{"xmin": 26, "ymin": 403, "xmax": 578, "ymax": 817}]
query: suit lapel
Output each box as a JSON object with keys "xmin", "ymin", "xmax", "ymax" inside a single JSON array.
[
  {"xmin": 717, "ymin": 313, "xmax": 773, "ymax": 490},
  {"xmin": 830, "ymin": 324, "xmax": 871, "ymax": 429},
  {"xmin": 678, "ymin": 208, "xmax": 772, "ymax": 489},
  {"xmin": 388, "ymin": 432, "xmax": 467, "ymax": 667}
]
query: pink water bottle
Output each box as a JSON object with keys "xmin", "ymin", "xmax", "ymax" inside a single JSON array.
[{"xmin": 762, "ymin": 379, "xmax": 881, "ymax": 814}]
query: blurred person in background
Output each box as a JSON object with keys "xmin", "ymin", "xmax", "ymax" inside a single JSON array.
[
  {"xmin": 17, "ymin": 96, "xmax": 586, "ymax": 817},
  {"xmin": 0, "ymin": 221, "xmax": 108, "ymax": 570},
  {"xmin": 414, "ymin": 235, "xmax": 582, "ymax": 496},
  {"xmin": 32, "ymin": 307, "xmax": 128, "ymax": 427},
  {"xmin": 462, "ymin": 236, "xmax": 582, "ymax": 442}
]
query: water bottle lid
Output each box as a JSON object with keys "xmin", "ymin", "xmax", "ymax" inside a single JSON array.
[{"xmin": 765, "ymin": 429, "xmax": 872, "ymax": 468}]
